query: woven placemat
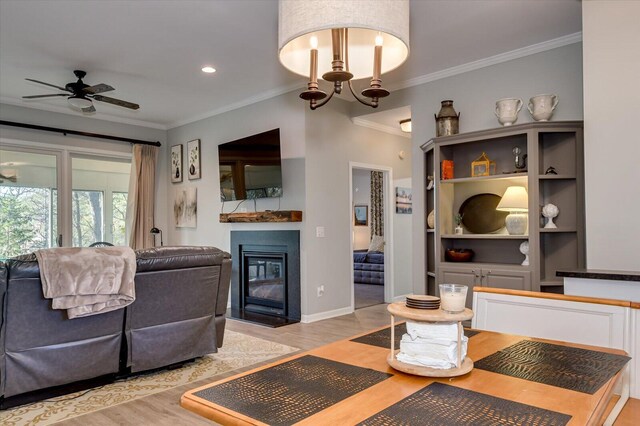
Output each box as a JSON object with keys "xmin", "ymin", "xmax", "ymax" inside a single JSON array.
[
  {"xmin": 194, "ymin": 355, "xmax": 392, "ymax": 426},
  {"xmin": 351, "ymin": 324, "xmax": 480, "ymax": 350},
  {"xmin": 475, "ymin": 340, "xmax": 631, "ymax": 394},
  {"xmin": 358, "ymin": 382, "xmax": 571, "ymax": 426}
]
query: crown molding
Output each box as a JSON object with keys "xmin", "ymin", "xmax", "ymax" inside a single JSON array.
[
  {"xmin": 167, "ymin": 81, "xmax": 303, "ymax": 129},
  {"xmin": 0, "ymin": 97, "xmax": 168, "ymax": 130},
  {"xmin": 352, "ymin": 117, "xmax": 411, "ymax": 138},
  {"xmin": 388, "ymin": 32, "xmax": 582, "ymax": 92}
]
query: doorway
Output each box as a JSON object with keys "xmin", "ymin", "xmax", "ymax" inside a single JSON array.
[{"xmin": 349, "ymin": 162, "xmax": 394, "ymax": 310}]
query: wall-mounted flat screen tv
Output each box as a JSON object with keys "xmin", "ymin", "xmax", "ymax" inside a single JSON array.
[{"xmin": 218, "ymin": 128, "xmax": 283, "ymax": 201}]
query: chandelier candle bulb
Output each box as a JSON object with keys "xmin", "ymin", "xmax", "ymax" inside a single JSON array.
[
  {"xmin": 373, "ymin": 35, "xmax": 383, "ymax": 81},
  {"xmin": 310, "ymin": 37, "xmax": 318, "ymax": 84}
]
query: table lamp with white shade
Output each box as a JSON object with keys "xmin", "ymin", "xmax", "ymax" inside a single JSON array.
[{"xmin": 496, "ymin": 186, "xmax": 529, "ymax": 235}]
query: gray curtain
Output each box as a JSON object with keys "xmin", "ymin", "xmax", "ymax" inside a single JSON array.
[
  {"xmin": 126, "ymin": 144, "xmax": 158, "ymax": 249},
  {"xmin": 370, "ymin": 171, "xmax": 384, "ymax": 237}
]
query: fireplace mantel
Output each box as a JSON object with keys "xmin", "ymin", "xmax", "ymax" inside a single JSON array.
[{"xmin": 220, "ymin": 210, "xmax": 302, "ymax": 223}]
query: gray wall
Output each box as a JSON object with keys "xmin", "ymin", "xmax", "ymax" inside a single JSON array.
[
  {"xmin": 352, "ymin": 169, "xmax": 371, "ymax": 250},
  {"xmin": 0, "ymin": 104, "xmax": 163, "ymax": 153},
  {"xmin": 304, "ymin": 98, "xmax": 411, "ymax": 317},
  {"xmin": 166, "ymin": 91, "xmax": 306, "ymax": 252},
  {"xmin": 168, "ymin": 92, "xmax": 411, "ymax": 320},
  {"xmin": 393, "ymin": 177, "xmax": 413, "ymax": 299}
]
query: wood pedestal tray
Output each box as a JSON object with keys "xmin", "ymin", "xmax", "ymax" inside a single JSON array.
[{"xmin": 387, "ymin": 302, "xmax": 474, "ymax": 377}]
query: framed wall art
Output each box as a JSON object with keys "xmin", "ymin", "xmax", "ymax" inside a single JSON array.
[
  {"xmin": 354, "ymin": 205, "xmax": 368, "ymax": 226},
  {"xmin": 174, "ymin": 187, "xmax": 197, "ymax": 228},
  {"xmin": 171, "ymin": 144, "xmax": 183, "ymax": 183},
  {"xmin": 187, "ymin": 139, "xmax": 201, "ymax": 180},
  {"xmin": 395, "ymin": 187, "xmax": 412, "ymax": 214}
]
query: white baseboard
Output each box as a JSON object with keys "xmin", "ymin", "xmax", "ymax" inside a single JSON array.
[
  {"xmin": 301, "ymin": 306, "xmax": 353, "ymax": 323},
  {"xmin": 392, "ymin": 294, "xmax": 410, "ymax": 302}
]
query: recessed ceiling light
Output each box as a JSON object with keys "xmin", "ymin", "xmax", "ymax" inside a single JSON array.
[{"xmin": 201, "ymin": 66, "xmax": 216, "ymax": 73}]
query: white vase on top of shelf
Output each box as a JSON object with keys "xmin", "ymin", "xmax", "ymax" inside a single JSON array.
[
  {"xmin": 542, "ymin": 203, "xmax": 559, "ymax": 229},
  {"xmin": 495, "ymin": 98, "xmax": 523, "ymax": 126}
]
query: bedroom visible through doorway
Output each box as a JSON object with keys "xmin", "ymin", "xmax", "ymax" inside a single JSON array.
[{"xmin": 351, "ymin": 166, "xmax": 390, "ymax": 309}]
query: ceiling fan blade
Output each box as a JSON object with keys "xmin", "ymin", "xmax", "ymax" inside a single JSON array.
[
  {"xmin": 25, "ymin": 78, "xmax": 70, "ymax": 92},
  {"xmin": 92, "ymin": 95, "xmax": 139, "ymax": 110},
  {"xmin": 22, "ymin": 94, "xmax": 69, "ymax": 99},
  {"xmin": 83, "ymin": 83, "xmax": 114, "ymax": 94},
  {"xmin": 82, "ymin": 105, "xmax": 96, "ymax": 113}
]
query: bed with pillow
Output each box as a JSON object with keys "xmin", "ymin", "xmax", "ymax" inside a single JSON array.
[
  {"xmin": 353, "ymin": 235, "xmax": 385, "ymax": 285},
  {"xmin": 353, "ymin": 250, "xmax": 384, "ymax": 285}
]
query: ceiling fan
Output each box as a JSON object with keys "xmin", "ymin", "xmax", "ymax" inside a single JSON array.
[{"xmin": 22, "ymin": 70, "xmax": 139, "ymax": 113}]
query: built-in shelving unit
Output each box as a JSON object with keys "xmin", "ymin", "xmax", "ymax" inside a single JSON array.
[
  {"xmin": 420, "ymin": 121, "xmax": 584, "ymax": 303},
  {"xmin": 424, "ymin": 140, "xmax": 436, "ymax": 295}
]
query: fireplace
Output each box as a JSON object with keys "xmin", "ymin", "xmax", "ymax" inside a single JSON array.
[
  {"xmin": 230, "ymin": 231, "xmax": 300, "ymax": 327},
  {"xmin": 243, "ymin": 252, "xmax": 286, "ymax": 316}
]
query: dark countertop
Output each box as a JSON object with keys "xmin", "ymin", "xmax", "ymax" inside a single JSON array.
[{"xmin": 557, "ymin": 269, "xmax": 640, "ymax": 282}]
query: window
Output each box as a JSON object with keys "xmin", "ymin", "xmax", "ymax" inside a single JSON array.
[
  {"xmin": 0, "ymin": 150, "xmax": 58, "ymax": 258},
  {"xmin": 112, "ymin": 192, "xmax": 128, "ymax": 246},
  {"xmin": 0, "ymin": 146, "xmax": 130, "ymax": 258}
]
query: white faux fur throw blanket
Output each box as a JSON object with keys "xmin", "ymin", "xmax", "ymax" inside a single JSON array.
[{"xmin": 35, "ymin": 246, "xmax": 136, "ymax": 319}]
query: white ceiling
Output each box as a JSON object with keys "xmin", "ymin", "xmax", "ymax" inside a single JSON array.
[{"xmin": 0, "ymin": 0, "xmax": 582, "ymax": 130}]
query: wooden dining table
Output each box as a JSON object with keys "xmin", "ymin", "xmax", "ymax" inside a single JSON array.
[{"xmin": 180, "ymin": 324, "xmax": 629, "ymax": 425}]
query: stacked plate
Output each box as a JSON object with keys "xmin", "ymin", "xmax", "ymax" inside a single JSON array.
[{"xmin": 405, "ymin": 295, "xmax": 440, "ymax": 310}]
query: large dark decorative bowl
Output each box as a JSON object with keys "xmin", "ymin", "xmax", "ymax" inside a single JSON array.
[
  {"xmin": 445, "ymin": 249, "xmax": 474, "ymax": 262},
  {"xmin": 459, "ymin": 193, "xmax": 508, "ymax": 234}
]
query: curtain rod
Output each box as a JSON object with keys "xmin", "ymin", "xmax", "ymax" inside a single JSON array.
[{"xmin": 0, "ymin": 120, "xmax": 162, "ymax": 147}]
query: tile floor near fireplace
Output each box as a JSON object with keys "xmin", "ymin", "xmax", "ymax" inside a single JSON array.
[{"xmin": 230, "ymin": 230, "xmax": 300, "ymax": 327}]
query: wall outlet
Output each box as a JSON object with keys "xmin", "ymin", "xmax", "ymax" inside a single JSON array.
[
  {"xmin": 316, "ymin": 226, "xmax": 325, "ymax": 238},
  {"xmin": 317, "ymin": 285, "xmax": 325, "ymax": 297}
]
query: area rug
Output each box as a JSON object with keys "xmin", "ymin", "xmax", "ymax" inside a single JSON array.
[{"xmin": 0, "ymin": 331, "xmax": 299, "ymax": 426}]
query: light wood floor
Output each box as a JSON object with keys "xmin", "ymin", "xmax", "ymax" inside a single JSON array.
[{"xmin": 58, "ymin": 303, "xmax": 639, "ymax": 425}]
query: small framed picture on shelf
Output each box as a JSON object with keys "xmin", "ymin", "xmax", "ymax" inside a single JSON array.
[
  {"xmin": 170, "ymin": 144, "xmax": 183, "ymax": 183},
  {"xmin": 471, "ymin": 152, "xmax": 496, "ymax": 177},
  {"xmin": 354, "ymin": 205, "xmax": 368, "ymax": 226},
  {"xmin": 187, "ymin": 139, "xmax": 201, "ymax": 180}
]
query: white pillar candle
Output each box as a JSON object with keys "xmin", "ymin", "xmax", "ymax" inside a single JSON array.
[
  {"xmin": 441, "ymin": 292, "xmax": 466, "ymax": 313},
  {"xmin": 439, "ymin": 284, "xmax": 468, "ymax": 313}
]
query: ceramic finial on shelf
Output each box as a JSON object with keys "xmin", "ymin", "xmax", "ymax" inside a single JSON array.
[{"xmin": 542, "ymin": 204, "xmax": 559, "ymax": 229}]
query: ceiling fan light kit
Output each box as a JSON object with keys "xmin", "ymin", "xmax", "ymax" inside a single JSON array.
[
  {"xmin": 22, "ymin": 69, "xmax": 139, "ymax": 113},
  {"xmin": 67, "ymin": 95, "xmax": 93, "ymax": 110},
  {"xmin": 278, "ymin": 0, "xmax": 410, "ymax": 110}
]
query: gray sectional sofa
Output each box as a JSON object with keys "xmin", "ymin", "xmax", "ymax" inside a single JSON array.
[{"xmin": 0, "ymin": 246, "xmax": 231, "ymax": 408}]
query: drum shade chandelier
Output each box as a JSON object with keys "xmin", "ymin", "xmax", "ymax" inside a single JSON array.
[{"xmin": 278, "ymin": 0, "xmax": 410, "ymax": 110}]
